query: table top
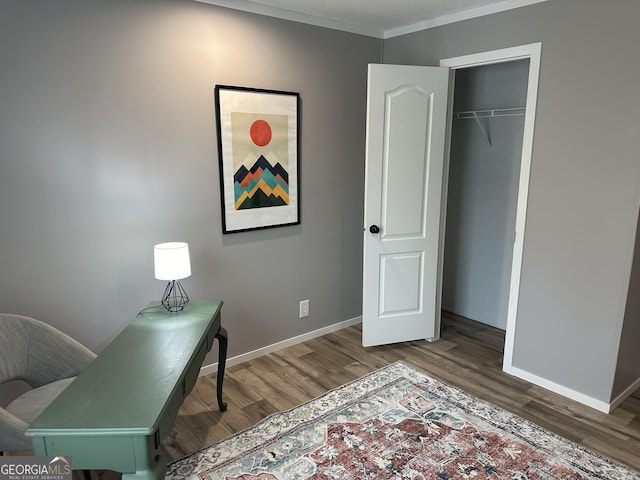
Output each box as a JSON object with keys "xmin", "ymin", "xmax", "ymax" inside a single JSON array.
[{"xmin": 26, "ymin": 300, "xmax": 223, "ymax": 436}]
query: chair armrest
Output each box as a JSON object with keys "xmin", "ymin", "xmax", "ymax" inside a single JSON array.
[
  {"xmin": 0, "ymin": 406, "xmax": 32, "ymax": 452},
  {"xmin": 26, "ymin": 320, "xmax": 96, "ymax": 388}
]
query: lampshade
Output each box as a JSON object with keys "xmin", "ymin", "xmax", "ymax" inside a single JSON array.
[{"xmin": 154, "ymin": 242, "xmax": 191, "ymax": 281}]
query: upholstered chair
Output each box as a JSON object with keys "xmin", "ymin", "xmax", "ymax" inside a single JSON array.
[{"xmin": 0, "ymin": 314, "xmax": 96, "ymax": 454}]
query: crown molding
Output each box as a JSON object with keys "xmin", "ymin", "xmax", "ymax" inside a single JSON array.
[
  {"xmin": 194, "ymin": 0, "xmax": 550, "ymax": 39},
  {"xmin": 383, "ymin": 0, "xmax": 549, "ymax": 39},
  {"xmin": 194, "ymin": 0, "xmax": 385, "ymax": 37}
]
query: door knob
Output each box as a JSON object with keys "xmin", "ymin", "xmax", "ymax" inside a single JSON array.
[{"xmin": 369, "ymin": 225, "xmax": 380, "ymax": 234}]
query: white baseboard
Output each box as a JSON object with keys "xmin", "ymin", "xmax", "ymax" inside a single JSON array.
[
  {"xmin": 504, "ymin": 364, "xmax": 612, "ymax": 413},
  {"xmin": 200, "ymin": 315, "xmax": 362, "ymax": 377},
  {"xmin": 609, "ymin": 375, "xmax": 640, "ymax": 412}
]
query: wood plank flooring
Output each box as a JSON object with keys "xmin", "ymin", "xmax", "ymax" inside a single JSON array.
[{"xmin": 162, "ymin": 311, "xmax": 640, "ymax": 472}]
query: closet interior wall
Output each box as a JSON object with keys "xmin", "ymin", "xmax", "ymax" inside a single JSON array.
[{"xmin": 442, "ymin": 59, "xmax": 530, "ymax": 330}]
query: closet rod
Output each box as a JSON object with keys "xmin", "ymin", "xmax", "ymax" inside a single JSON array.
[{"xmin": 452, "ymin": 107, "xmax": 525, "ymax": 120}]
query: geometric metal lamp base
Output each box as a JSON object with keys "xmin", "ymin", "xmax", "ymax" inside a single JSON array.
[{"xmin": 160, "ymin": 280, "xmax": 189, "ymax": 312}]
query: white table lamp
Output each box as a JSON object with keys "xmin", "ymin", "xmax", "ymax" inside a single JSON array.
[{"xmin": 154, "ymin": 242, "xmax": 191, "ymax": 312}]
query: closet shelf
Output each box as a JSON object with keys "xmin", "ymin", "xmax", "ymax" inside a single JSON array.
[
  {"xmin": 452, "ymin": 107, "xmax": 525, "ymax": 120},
  {"xmin": 452, "ymin": 107, "xmax": 525, "ymax": 147}
]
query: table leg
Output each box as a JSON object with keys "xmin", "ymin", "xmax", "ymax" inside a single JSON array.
[{"xmin": 215, "ymin": 326, "xmax": 228, "ymax": 411}]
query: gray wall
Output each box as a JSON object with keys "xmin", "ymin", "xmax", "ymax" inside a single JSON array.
[
  {"xmin": 443, "ymin": 61, "xmax": 528, "ymax": 329},
  {"xmin": 0, "ymin": 1, "xmax": 381, "ymax": 367},
  {"xmin": 385, "ymin": 0, "xmax": 640, "ymax": 403}
]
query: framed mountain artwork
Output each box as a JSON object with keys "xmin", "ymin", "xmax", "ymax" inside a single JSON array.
[{"xmin": 215, "ymin": 85, "xmax": 300, "ymax": 233}]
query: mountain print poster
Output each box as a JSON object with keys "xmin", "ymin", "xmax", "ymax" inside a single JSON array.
[
  {"xmin": 231, "ymin": 112, "xmax": 289, "ymax": 210},
  {"xmin": 215, "ymin": 86, "xmax": 300, "ymax": 233}
]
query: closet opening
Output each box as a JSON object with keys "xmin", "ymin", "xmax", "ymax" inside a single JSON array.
[{"xmin": 442, "ymin": 59, "xmax": 530, "ymax": 333}]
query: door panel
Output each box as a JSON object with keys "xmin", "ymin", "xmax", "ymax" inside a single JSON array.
[
  {"xmin": 363, "ymin": 64, "xmax": 449, "ymax": 347},
  {"xmin": 383, "ymin": 87, "xmax": 430, "ymax": 237},
  {"xmin": 380, "ymin": 252, "xmax": 423, "ymax": 316}
]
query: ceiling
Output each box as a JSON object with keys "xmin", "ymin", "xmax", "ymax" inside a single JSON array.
[{"xmin": 196, "ymin": 0, "xmax": 548, "ymax": 38}]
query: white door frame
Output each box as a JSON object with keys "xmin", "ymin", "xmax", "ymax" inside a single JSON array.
[{"xmin": 439, "ymin": 43, "xmax": 542, "ymax": 372}]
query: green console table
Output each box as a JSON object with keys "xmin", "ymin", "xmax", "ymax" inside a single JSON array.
[{"xmin": 26, "ymin": 300, "xmax": 227, "ymax": 480}]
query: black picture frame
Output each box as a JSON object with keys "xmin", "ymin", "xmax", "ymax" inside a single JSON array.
[{"xmin": 214, "ymin": 85, "xmax": 300, "ymax": 234}]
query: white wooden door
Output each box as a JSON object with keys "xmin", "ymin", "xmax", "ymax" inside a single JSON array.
[{"xmin": 362, "ymin": 64, "xmax": 449, "ymax": 347}]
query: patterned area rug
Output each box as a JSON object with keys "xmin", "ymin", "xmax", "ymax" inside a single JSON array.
[{"xmin": 167, "ymin": 362, "xmax": 638, "ymax": 480}]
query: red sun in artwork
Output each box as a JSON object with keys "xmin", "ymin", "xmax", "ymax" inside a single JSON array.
[{"xmin": 250, "ymin": 119, "xmax": 272, "ymax": 147}]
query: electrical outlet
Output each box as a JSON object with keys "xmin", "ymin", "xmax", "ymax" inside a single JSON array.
[{"xmin": 299, "ymin": 299, "xmax": 310, "ymax": 318}]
